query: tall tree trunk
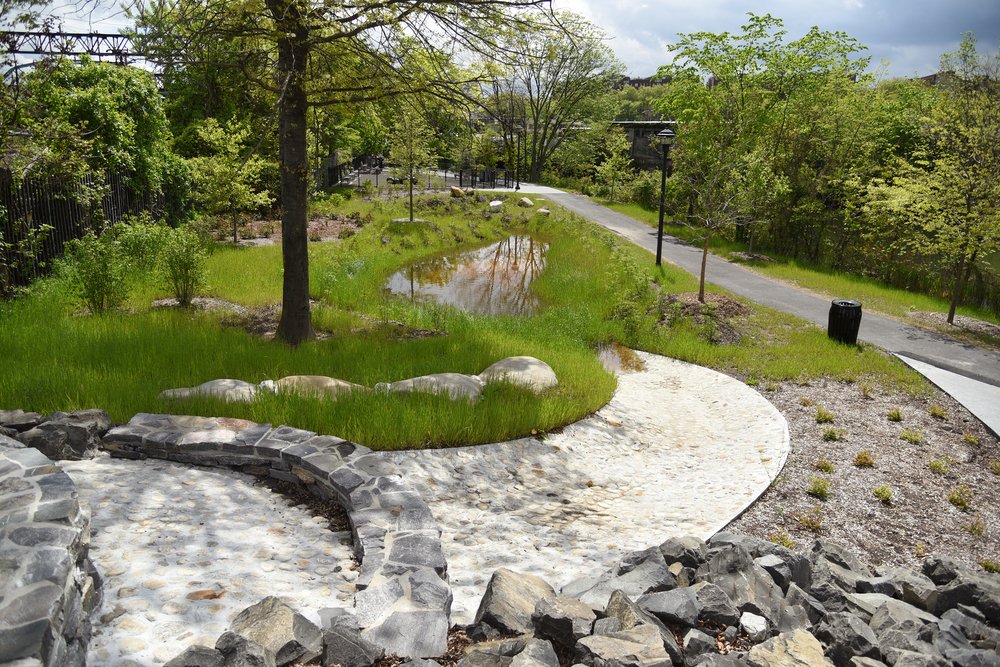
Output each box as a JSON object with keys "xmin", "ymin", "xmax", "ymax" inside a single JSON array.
[
  {"xmin": 947, "ymin": 248, "xmax": 978, "ymax": 325},
  {"xmin": 273, "ymin": 22, "xmax": 314, "ymax": 346},
  {"xmin": 699, "ymin": 232, "xmax": 710, "ymax": 304}
]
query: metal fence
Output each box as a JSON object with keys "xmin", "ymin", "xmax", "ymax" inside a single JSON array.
[{"xmin": 0, "ymin": 169, "xmax": 162, "ymax": 292}]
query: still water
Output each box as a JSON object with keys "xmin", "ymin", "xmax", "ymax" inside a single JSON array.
[{"xmin": 384, "ymin": 235, "xmax": 548, "ymax": 316}]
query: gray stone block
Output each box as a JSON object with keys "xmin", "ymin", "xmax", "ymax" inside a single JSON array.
[
  {"xmin": 387, "ymin": 532, "xmax": 447, "ymax": 575},
  {"xmin": 474, "ymin": 568, "xmax": 556, "ymax": 638},
  {"xmin": 361, "ymin": 609, "xmax": 449, "ymax": 659},
  {"xmin": 228, "ymin": 597, "xmax": 323, "ymax": 666},
  {"xmin": 322, "ymin": 623, "xmax": 385, "ymax": 667},
  {"xmin": 638, "ymin": 587, "xmax": 699, "ymax": 627},
  {"xmin": 164, "ymin": 645, "xmax": 225, "ymax": 667},
  {"xmin": 532, "ymin": 595, "xmax": 597, "ymax": 651}
]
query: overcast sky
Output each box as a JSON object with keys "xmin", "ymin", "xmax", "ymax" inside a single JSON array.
[{"xmin": 556, "ymin": 0, "xmax": 1000, "ymax": 79}]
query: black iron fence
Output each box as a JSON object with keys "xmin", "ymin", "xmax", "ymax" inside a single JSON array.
[{"xmin": 0, "ymin": 169, "xmax": 162, "ymax": 293}]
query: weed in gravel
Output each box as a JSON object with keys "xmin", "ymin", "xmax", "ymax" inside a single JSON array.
[
  {"xmin": 763, "ymin": 381, "xmax": 779, "ymax": 392},
  {"xmin": 794, "ymin": 507, "xmax": 824, "ymax": 532},
  {"xmin": 965, "ymin": 514, "xmax": 986, "ymax": 536},
  {"xmin": 767, "ymin": 529, "xmax": 796, "ymax": 549},
  {"xmin": 928, "ymin": 404, "xmax": 947, "ymax": 419},
  {"xmin": 854, "ymin": 450, "xmax": 876, "ymax": 467},
  {"xmin": 859, "ymin": 382, "xmax": 873, "ymax": 399},
  {"xmin": 915, "ymin": 543, "xmax": 928, "ymax": 558},
  {"xmin": 963, "ymin": 432, "xmax": 980, "ymax": 446},
  {"xmin": 822, "ymin": 428, "xmax": 847, "ymax": 442},
  {"xmin": 900, "ymin": 429, "xmax": 923, "ymax": 445},
  {"xmin": 991, "ymin": 460, "xmax": 1000, "ymax": 476},
  {"xmin": 948, "ymin": 485, "xmax": 974, "ymax": 512},
  {"xmin": 928, "ymin": 458, "xmax": 951, "ymax": 475},
  {"xmin": 814, "ymin": 457, "xmax": 835, "ymax": 474},
  {"xmin": 745, "ymin": 375, "xmax": 760, "ymax": 387},
  {"xmin": 887, "ymin": 407, "xmax": 903, "ymax": 422},
  {"xmin": 799, "ymin": 396, "xmax": 815, "ymax": 407},
  {"xmin": 873, "ymin": 484, "xmax": 893, "ymax": 504},
  {"xmin": 981, "ymin": 559, "xmax": 1000, "ymax": 573},
  {"xmin": 815, "ymin": 407, "xmax": 835, "ymax": 424},
  {"xmin": 807, "ymin": 476, "xmax": 831, "ymax": 500}
]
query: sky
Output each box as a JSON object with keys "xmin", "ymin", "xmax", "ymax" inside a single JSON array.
[{"xmin": 556, "ymin": 0, "xmax": 1000, "ymax": 79}]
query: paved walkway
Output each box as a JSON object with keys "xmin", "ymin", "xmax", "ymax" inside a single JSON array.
[
  {"xmin": 529, "ymin": 190, "xmax": 1000, "ymax": 431},
  {"xmin": 384, "ymin": 351, "xmax": 789, "ymax": 623}
]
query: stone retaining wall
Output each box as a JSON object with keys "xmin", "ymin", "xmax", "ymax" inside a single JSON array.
[
  {"xmin": 0, "ymin": 443, "xmax": 102, "ymax": 666},
  {"xmin": 101, "ymin": 413, "xmax": 451, "ymax": 658}
]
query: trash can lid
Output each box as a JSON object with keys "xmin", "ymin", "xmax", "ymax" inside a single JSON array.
[{"xmin": 832, "ymin": 299, "xmax": 862, "ymax": 308}]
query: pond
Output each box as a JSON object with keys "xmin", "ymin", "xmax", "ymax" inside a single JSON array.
[{"xmin": 384, "ymin": 235, "xmax": 548, "ymax": 316}]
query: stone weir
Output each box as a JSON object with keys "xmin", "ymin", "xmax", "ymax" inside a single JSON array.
[{"xmin": 102, "ymin": 412, "xmax": 451, "ymax": 660}]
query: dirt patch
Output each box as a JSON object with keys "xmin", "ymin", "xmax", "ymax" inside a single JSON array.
[
  {"xmin": 657, "ymin": 292, "xmax": 750, "ymax": 345},
  {"xmin": 240, "ymin": 212, "xmax": 372, "ymax": 244},
  {"xmin": 909, "ymin": 310, "xmax": 1000, "ymax": 342},
  {"xmin": 663, "ymin": 292, "xmax": 750, "ymax": 319},
  {"xmin": 151, "ymin": 296, "xmax": 250, "ymax": 316},
  {"xmin": 728, "ymin": 378, "xmax": 1000, "ymax": 573},
  {"xmin": 730, "ymin": 251, "xmax": 776, "ymax": 264},
  {"xmin": 220, "ymin": 303, "xmax": 334, "ymax": 341}
]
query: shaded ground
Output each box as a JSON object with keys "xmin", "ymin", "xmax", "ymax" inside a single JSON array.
[{"xmin": 729, "ymin": 377, "xmax": 1000, "ymax": 572}]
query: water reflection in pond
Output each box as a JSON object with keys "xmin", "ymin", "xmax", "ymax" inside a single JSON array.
[
  {"xmin": 385, "ymin": 235, "xmax": 548, "ymax": 316},
  {"xmin": 597, "ymin": 343, "xmax": 647, "ymax": 374}
]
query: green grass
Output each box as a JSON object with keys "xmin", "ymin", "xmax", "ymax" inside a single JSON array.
[
  {"xmin": 604, "ymin": 201, "xmax": 1000, "ymax": 333},
  {"xmin": 0, "ymin": 191, "xmax": 929, "ymax": 449}
]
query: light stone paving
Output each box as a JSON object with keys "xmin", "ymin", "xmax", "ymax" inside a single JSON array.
[
  {"xmin": 62, "ymin": 455, "xmax": 357, "ymax": 666},
  {"xmin": 383, "ymin": 351, "xmax": 789, "ymax": 624}
]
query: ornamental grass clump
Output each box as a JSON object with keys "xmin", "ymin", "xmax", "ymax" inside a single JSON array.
[
  {"xmin": 814, "ymin": 457, "xmax": 835, "ymax": 473},
  {"xmin": 887, "ymin": 407, "xmax": 903, "ymax": 422},
  {"xmin": 873, "ymin": 484, "xmax": 893, "ymax": 505},
  {"xmin": 822, "ymin": 428, "xmax": 846, "ymax": 442},
  {"xmin": 928, "ymin": 403, "xmax": 947, "ymax": 419},
  {"xmin": 928, "ymin": 458, "xmax": 950, "ymax": 475},
  {"xmin": 854, "ymin": 450, "xmax": 875, "ymax": 467},
  {"xmin": 948, "ymin": 485, "xmax": 974, "ymax": 512},
  {"xmin": 900, "ymin": 428, "xmax": 922, "ymax": 445},
  {"xmin": 807, "ymin": 476, "xmax": 831, "ymax": 500},
  {"xmin": 815, "ymin": 407, "xmax": 835, "ymax": 424}
]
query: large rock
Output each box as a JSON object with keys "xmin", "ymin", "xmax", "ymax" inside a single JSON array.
[
  {"xmin": 659, "ymin": 536, "xmax": 708, "ymax": 569},
  {"xmin": 683, "ymin": 628, "xmax": 718, "ymax": 662},
  {"xmin": 457, "ymin": 637, "xmax": 525, "ymax": 667},
  {"xmin": 785, "ymin": 584, "xmax": 827, "ymax": 625},
  {"xmin": 746, "ymin": 629, "xmax": 831, "ymax": 666},
  {"xmin": 869, "ymin": 599, "xmax": 938, "ymax": 639},
  {"xmin": 228, "ymin": 597, "xmax": 323, "ymax": 666},
  {"xmin": 574, "ymin": 623, "xmax": 674, "ymax": 667},
  {"xmin": 474, "ymin": 569, "xmax": 556, "ymax": 638},
  {"xmin": 926, "ymin": 569, "xmax": 1000, "ymax": 625},
  {"xmin": 510, "ymin": 639, "xmax": 559, "ymax": 667},
  {"xmin": 489, "ymin": 200, "xmax": 503, "ymax": 212},
  {"xmin": 690, "ymin": 582, "xmax": 741, "ymax": 627},
  {"xmin": 0, "ymin": 432, "xmax": 26, "ymax": 450},
  {"xmin": 17, "ymin": 409, "xmax": 111, "ymax": 461},
  {"xmin": 810, "ymin": 541, "xmax": 873, "ymax": 608},
  {"xmin": 0, "ymin": 409, "xmax": 43, "ymax": 432},
  {"xmin": 696, "ymin": 546, "xmax": 786, "ymax": 627},
  {"xmin": 814, "ymin": 612, "xmax": 881, "ymax": 666},
  {"xmin": 362, "ymin": 609, "xmax": 449, "ymax": 659},
  {"xmin": 375, "ymin": 373, "xmax": 485, "ymax": 401},
  {"xmin": 532, "ymin": 595, "xmax": 597, "ymax": 651},
  {"xmin": 451, "ymin": 186, "xmax": 465, "ymax": 198},
  {"xmin": 478, "ymin": 357, "xmax": 558, "ymax": 393},
  {"xmin": 604, "ymin": 591, "xmax": 683, "ymax": 665},
  {"xmin": 165, "ymin": 645, "xmax": 224, "ymax": 667},
  {"xmin": 216, "ymin": 631, "xmax": 276, "ymax": 667},
  {"xmin": 568, "ymin": 548, "xmax": 677, "ymax": 609},
  {"xmin": 160, "ymin": 378, "xmax": 258, "ymax": 402},
  {"xmin": 517, "ymin": 197, "xmax": 534, "ymax": 208},
  {"xmin": 322, "ymin": 623, "xmax": 385, "ymax": 667},
  {"xmin": 275, "ymin": 375, "xmax": 366, "ymax": 399},
  {"xmin": 637, "ymin": 588, "xmax": 699, "ymax": 627},
  {"xmin": 880, "ymin": 569, "xmax": 936, "ymax": 611}
]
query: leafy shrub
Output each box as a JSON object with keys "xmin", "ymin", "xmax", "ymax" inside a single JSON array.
[
  {"xmin": 854, "ymin": 450, "xmax": 875, "ymax": 467},
  {"xmin": 887, "ymin": 407, "xmax": 903, "ymax": 422},
  {"xmin": 116, "ymin": 213, "xmax": 169, "ymax": 272},
  {"xmin": 873, "ymin": 484, "xmax": 893, "ymax": 504},
  {"xmin": 815, "ymin": 407, "xmax": 834, "ymax": 423},
  {"xmin": 627, "ymin": 169, "xmax": 662, "ymax": 210},
  {"xmin": 160, "ymin": 227, "xmax": 206, "ymax": 306},
  {"xmin": 807, "ymin": 476, "xmax": 830, "ymax": 500},
  {"xmin": 64, "ymin": 230, "xmax": 128, "ymax": 313}
]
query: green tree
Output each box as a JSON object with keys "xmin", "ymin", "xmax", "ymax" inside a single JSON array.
[
  {"xmin": 389, "ymin": 108, "xmax": 435, "ymax": 222},
  {"xmin": 594, "ymin": 129, "xmax": 634, "ymax": 202},
  {"xmin": 137, "ymin": 0, "xmax": 556, "ymax": 346},
  {"xmin": 867, "ymin": 36, "xmax": 1000, "ymax": 324}
]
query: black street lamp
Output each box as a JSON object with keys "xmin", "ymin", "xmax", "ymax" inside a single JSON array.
[{"xmin": 655, "ymin": 125, "xmax": 676, "ymax": 267}]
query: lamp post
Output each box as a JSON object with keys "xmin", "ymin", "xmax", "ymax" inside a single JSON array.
[{"xmin": 655, "ymin": 125, "xmax": 676, "ymax": 267}]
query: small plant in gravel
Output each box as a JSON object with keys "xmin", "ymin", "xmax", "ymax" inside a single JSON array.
[
  {"xmin": 799, "ymin": 396, "xmax": 814, "ymax": 407},
  {"xmin": 807, "ymin": 476, "xmax": 831, "ymax": 500},
  {"xmin": 948, "ymin": 485, "xmax": 974, "ymax": 512},
  {"xmin": 794, "ymin": 507, "xmax": 824, "ymax": 532},
  {"xmin": 767, "ymin": 529, "xmax": 796, "ymax": 549},
  {"xmin": 928, "ymin": 458, "xmax": 951, "ymax": 475},
  {"xmin": 887, "ymin": 407, "xmax": 903, "ymax": 422},
  {"xmin": 928, "ymin": 404, "xmax": 947, "ymax": 419},
  {"xmin": 991, "ymin": 460, "xmax": 1000, "ymax": 476},
  {"xmin": 873, "ymin": 484, "xmax": 893, "ymax": 504},
  {"xmin": 763, "ymin": 381, "xmax": 779, "ymax": 392},
  {"xmin": 981, "ymin": 559, "xmax": 1000, "ymax": 573},
  {"xmin": 964, "ymin": 432, "xmax": 980, "ymax": 446},
  {"xmin": 815, "ymin": 407, "xmax": 835, "ymax": 424},
  {"xmin": 745, "ymin": 375, "xmax": 760, "ymax": 387},
  {"xmin": 859, "ymin": 382, "xmax": 873, "ymax": 399},
  {"xmin": 900, "ymin": 428, "xmax": 923, "ymax": 445},
  {"xmin": 854, "ymin": 450, "xmax": 876, "ymax": 467},
  {"xmin": 915, "ymin": 543, "xmax": 928, "ymax": 558},
  {"xmin": 814, "ymin": 457, "xmax": 835, "ymax": 474},
  {"xmin": 965, "ymin": 514, "xmax": 986, "ymax": 537},
  {"xmin": 822, "ymin": 428, "xmax": 846, "ymax": 442}
]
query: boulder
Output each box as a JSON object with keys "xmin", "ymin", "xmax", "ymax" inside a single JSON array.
[
  {"xmin": 755, "ymin": 555, "xmax": 793, "ymax": 594},
  {"xmin": 927, "ymin": 569, "xmax": 1000, "ymax": 625},
  {"xmin": 740, "ymin": 612, "xmax": 769, "ymax": 642},
  {"xmin": 746, "ymin": 629, "xmax": 831, "ymax": 666},
  {"xmin": 944, "ymin": 650, "xmax": 1000, "ymax": 666},
  {"xmin": 510, "ymin": 639, "xmax": 559, "ymax": 667},
  {"xmin": 696, "ymin": 546, "xmax": 786, "ymax": 627},
  {"xmin": 375, "ymin": 373, "xmax": 485, "ymax": 401},
  {"xmin": 637, "ymin": 588, "xmax": 699, "ymax": 627},
  {"xmin": 165, "ymin": 645, "xmax": 224, "ymax": 667},
  {"xmin": 0, "ymin": 409, "xmax": 43, "ymax": 432},
  {"xmin": 922, "ymin": 557, "xmax": 961, "ymax": 586},
  {"xmin": 785, "ymin": 584, "xmax": 827, "ymax": 625},
  {"xmin": 694, "ymin": 656, "xmax": 748, "ymax": 667},
  {"xmin": 856, "ymin": 577, "xmax": 902, "ymax": 598},
  {"xmin": 683, "ymin": 628, "xmax": 718, "ymax": 661},
  {"xmin": 881, "ymin": 648, "xmax": 949, "ymax": 666},
  {"xmin": 451, "ymin": 186, "xmax": 465, "ymax": 198},
  {"xmin": 322, "ymin": 623, "xmax": 385, "ymax": 667},
  {"xmin": 216, "ymin": 631, "xmax": 276, "ymax": 667},
  {"xmin": 532, "ymin": 596, "xmax": 597, "ymax": 651},
  {"xmin": 0, "ymin": 432, "xmax": 26, "ymax": 450},
  {"xmin": 275, "ymin": 376, "xmax": 367, "ymax": 399},
  {"xmin": 569, "ymin": 548, "xmax": 677, "ymax": 609},
  {"xmin": 362, "ymin": 609, "xmax": 449, "ymax": 659},
  {"xmin": 17, "ymin": 409, "xmax": 111, "ymax": 460},
  {"xmin": 659, "ymin": 536, "xmax": 709, "ymax": 569},
  {"xmin": 474, "ymin": 569, "xmax": 556, "ymax": 638},
  {"xmin": 604, "ymin": 591, "xmax": 683, "ymax": 666},
  {"xmin": 941, "ymin": 608, "xmax": 1000, "ymax": 648},
  {"xmin": 489, "ymin": 201, "xmax": 504, "ymax": 212},
  {"xmin": 478, "ymin": 357, "xmax": 558, "ymax": 393},
  {"xmin": 160, "ymin": 378, "xmax": 258, "ymax": 402},
  {"xmin": 228, "ymin": 597, "xmax": 323, "ymax": 666},
  {"xmin": 536, "ymin": 208, "xmax": 551, "ymax": 217},
  {"xmin": 814, "ymin": 612, "xmax": 881, "ymax": 666},
  {"xmin": 518, "ymin": 197, "xmax": 534, "ymax": 208},
  {"xmin": 690, "ymin": 582, "xmax": 741, "ymax": 627},
  {"xmin": 457, "ymin": 637, "xmax": 525, "ymax": 667},
  {"xmin": 869, "ymin": 599, "xmax": 938, "ymax": 639},
  {"xmin": 880, "ymin": 569, "xmax": 936, "ymax": 611},
  {"xmin": 574, "ymin": 624, "xmax": 673, "ymax": 667}
]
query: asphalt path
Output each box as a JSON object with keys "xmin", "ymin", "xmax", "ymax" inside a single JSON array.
[{"xmin": 545, "ymin": 191, "xmax": 1000, "ymax": 392}]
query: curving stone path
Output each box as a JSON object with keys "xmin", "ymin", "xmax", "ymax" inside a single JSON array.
[{"xmin": 383, "ymin": 350, "xmax": 790, "ymax": 623}]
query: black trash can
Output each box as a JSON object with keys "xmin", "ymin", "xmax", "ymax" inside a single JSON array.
[{"xmin": 828, "ymin": 299, "xmax": 863, "ymax": 345}]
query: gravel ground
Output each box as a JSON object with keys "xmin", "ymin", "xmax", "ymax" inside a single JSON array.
[{"xmin": 728, "ymin": 377, "xmax": 1000, "ymax": 572}]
